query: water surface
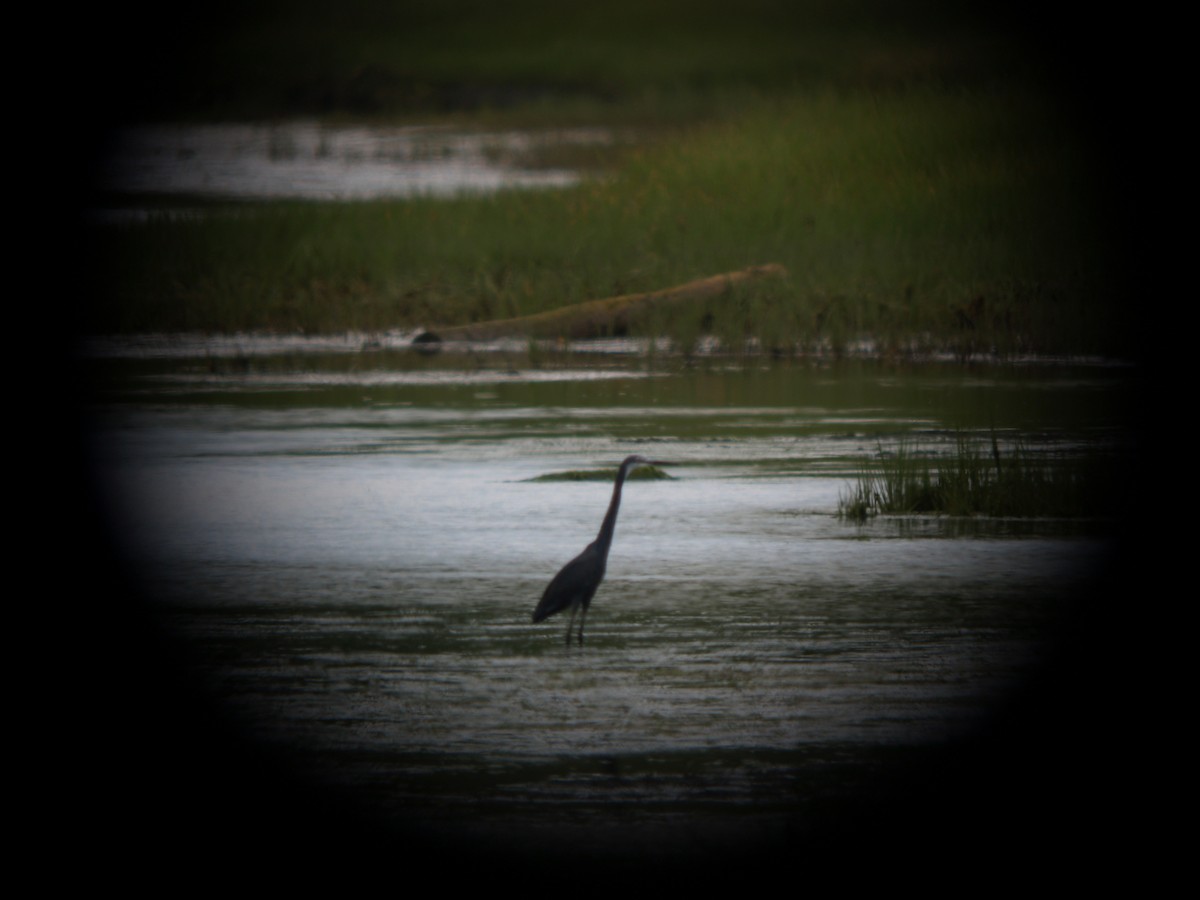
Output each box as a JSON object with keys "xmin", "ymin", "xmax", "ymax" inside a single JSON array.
[
  {"xmin": 97, "ymin": 122, "xmax": 614, "ymax": 204},
  {"xmin": 88, "ymin": 351, "xmax": 1127, "ymax": 862}
]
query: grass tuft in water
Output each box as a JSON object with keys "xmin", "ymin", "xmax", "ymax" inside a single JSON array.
[
  {"xmin": 528, "ymin": 465, "xmax": 672, "ymax": 482},
  {"xmin": 838, "ymin": 432, "xmax": 1112, "ymax": 521}
]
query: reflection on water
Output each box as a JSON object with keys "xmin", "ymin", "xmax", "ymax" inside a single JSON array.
[
  {"xmin": 97, "ymin": 122, "xmax": 614, "ymax": 203},
  {"xmin": 89, "ymin": 354, "xmax": 1128, "ymax": 863}
]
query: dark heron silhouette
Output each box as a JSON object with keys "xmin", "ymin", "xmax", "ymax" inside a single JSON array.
[{"xmin": 532, "ymin": 455, "xmax": 671, "ymax": 645}]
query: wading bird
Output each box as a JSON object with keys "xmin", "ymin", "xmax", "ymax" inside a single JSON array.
[{"xmin": 532, "ymin": 455, "xmax": 671, "ymax": 645}]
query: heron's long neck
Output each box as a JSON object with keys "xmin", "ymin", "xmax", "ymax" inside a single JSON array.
[{"xmin": 595, "ymin": 463, "xmax": 632, "ymax": 552}]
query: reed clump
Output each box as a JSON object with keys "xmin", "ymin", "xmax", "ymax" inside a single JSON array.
[{"xmin": 838, "ymin": 433, "xmax": 1110, "ymax": 522}]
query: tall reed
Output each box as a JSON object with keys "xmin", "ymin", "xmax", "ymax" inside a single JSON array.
[{"xmin": 838, "ymin": 433, "xmax": 1109, "ymax": 521}]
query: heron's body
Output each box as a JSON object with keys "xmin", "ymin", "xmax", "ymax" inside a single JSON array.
[{"xmin": 532, "ymin": 455, "xmax": 668, "ymax": 645}]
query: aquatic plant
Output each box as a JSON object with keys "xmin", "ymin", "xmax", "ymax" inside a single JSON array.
[
  {"xmin": 838, "ymin": 433, "xmax": 1110, "ymax": 520},
  {"xmin": 527, "ymin": 465, "xmax": 671, "ymax": 482}
]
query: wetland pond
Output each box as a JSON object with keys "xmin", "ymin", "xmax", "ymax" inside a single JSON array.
[
  {"xmin": 95, "ymin": 121, "xmax": 618, "ymax": 211},
  {"xmin": 86, "ymin": 342, "xmax": 1131, "ymax": 866}
]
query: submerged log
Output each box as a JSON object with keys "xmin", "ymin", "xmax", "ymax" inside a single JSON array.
[{"xmin": 417, "ymin": 263, "xmax": 787, "ymax": 342}]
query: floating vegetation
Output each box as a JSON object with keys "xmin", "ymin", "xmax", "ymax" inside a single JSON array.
[
  {"xmin": 527, "ymin": 465, "xmax": 672, "ymax": 482},
  {"xmin": 838, "ymin": 432, "xmax": 1113, "ymax": 522}
]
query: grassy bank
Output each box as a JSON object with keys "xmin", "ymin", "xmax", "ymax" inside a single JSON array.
[
  {"xmin": 88, "ymin": 84, "xmax": 1119, "ymax": 357},
  {"xmin": 94, "ymin": 1, "xmax": 1043, "ymax": 125},
  {"xmin": 81, "ymin": 1, "xmax": 1132, "ymax": 357}
]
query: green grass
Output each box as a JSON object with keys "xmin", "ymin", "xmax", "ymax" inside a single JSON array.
[
  {"xmin": 88, "ymin": 85, "xmax": 1118, "ymax": 356},
  {"xmin": 838, "ymin": 432, "xmax": 1114, "ymax": 522},
  {"xmin": 80, "ymin": 1, "xmax": 1129, "ymax": 357},
  {"xmin": 103, "ymin": 1, "xmax": 1036, "ymax": 125}
]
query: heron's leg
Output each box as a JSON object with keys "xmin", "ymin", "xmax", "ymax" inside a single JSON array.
[
  {"xmin": 577, "ymin": 604, "xmax": 589, "ymax": 646},
  {"xmin": 564, "ymin": 606, "xmax": 578, "ymax": 646}
]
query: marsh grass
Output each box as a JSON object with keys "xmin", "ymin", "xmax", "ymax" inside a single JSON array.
[
  {"xmin": 838, "ymin": 432, "xmax": 1110, "ymax": 522},
  {"xmin": 89, "ymin": 86, "xmax": 1115, "ymax": 356},
  {"xmin": 122, "ymin": 1, "xmax": 1031, "ymax": 125}
]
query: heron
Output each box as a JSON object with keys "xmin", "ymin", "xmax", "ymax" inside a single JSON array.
[{"xmin": 532, "ymin": 455, "xmax": 671, "ymax": 645}]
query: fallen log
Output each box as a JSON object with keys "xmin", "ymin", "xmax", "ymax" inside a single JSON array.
[{"xmin": 416, "ymin": 263, "xmax": 787, "ymax": 342}]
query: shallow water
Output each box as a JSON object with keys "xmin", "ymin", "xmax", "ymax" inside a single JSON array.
[
  {"xmin": 96, "ymin": 122, "xmax": 613, "ymax": 205},
  {"xmin": 88, "ymin": 351, "xmax": 1127, "ymax": 860}
]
